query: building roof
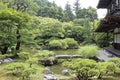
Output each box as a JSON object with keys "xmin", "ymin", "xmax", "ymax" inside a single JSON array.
[
  {"xmin": 97, "ymin": 0, "xmax": 112, "ymax": 8},
  {"xmin": 95, "ymin": 15, "xmax": 120, "ymax": 32}
]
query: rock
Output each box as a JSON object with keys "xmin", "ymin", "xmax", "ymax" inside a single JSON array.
[
  {"xmin": 43, "ymin": 74, "xmax": 57, "ymax": 80},
  {"xmin": 0, "ymin": 60, "xmax": 3, "ymax": 63},
  {"xmin": 0, "ymin": 61, "xmax": 2, "ymax": 64},
  {"xmin": 3, "ymin": 58, "xmax": 14, "ymax": 63},
  {"xmin": 62, "ymin": 69, "xmax": 69, "ymax": 75},
  {"xmin": 44, "ymin": 67, "xmax": 52, "ymax": 74}
]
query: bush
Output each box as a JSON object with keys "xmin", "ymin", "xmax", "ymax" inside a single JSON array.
[
  {"xmin": 5, "ymin": 62, "xmax": 37, "ymax": 80},
  {"xmin": 35, "ymin": 50, "xmax": 57, "ymax": 66},
  {"xmin": 49, "ymin": 40, "xmax": 63, "ymax": 49},
  {"xmin": 63, "ymin": 59, "xmax": 98, "ymax": 80},
  {"xmin": 48, "ymin": 38, "xmax": 78, "ymax": 50},
  {"xmin": 35, "ymin": 50, "xmax": 55, "ymax": 59},
  {"xmin": 5, "ymin": 62, "xmax": 25, "ymax": 76},
  {"xmin": 26, "ymin": 58, "xmax": 38, "ymax": 67},
  {"xmin": 17, "ymin": 52, "xmax": 30, "ymax": 60},
  {"xmin": 79, "ymin": 45, "xmax": 99, "ymax": 58},
  {"xmin": 22, "ymin": 68, "xmax": 37, "ymax": 80},
  {"xmin": 64, "ymin": 38, "xmax": 78, "ymax": 49}
]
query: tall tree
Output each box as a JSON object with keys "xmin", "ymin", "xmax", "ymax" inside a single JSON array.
[
  {"xmin": 0, "ymin": 9, "xmax": 30, "ymax": 54},
  {"xmin": 76, "ymin": 7, "xmax": 98, "ymax": 20},
  {"xmin": 64, "ymin": 2, "xmax": 74, "ymax": 22},
  {"xmin": 74, "ymin": 0, "xmax": 81, "ymax": 18},
  {"xmin": 2, "ymin": 0, "xmax": 39, "ymax": 15}
]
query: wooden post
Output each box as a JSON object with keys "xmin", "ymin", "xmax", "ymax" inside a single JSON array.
[{"xmin": 106, "ymin": 32, "xmax": 109, "ymax": 46}]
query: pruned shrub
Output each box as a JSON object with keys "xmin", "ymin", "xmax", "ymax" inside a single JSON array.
[
  {"xmin": 5, "ymin": 62, "xmax": 25, "ymax": 76},
  {"xmin": 64, "ymin": 38, "xmax": 79, "ymax": 49},
  {"xmin": 79, "ymin": 45, "xmax": 99, "ymax": 58}
]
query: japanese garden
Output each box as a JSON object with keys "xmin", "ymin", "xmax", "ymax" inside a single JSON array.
[{"xmin": 0, "ymin": 0, "xmax": 120, "ymax": 80}]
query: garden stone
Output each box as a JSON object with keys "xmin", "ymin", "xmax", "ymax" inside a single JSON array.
[
  {"xmin": 44, "ymin": 67, "xmax": 52, "ymax": 74},
  {"xmin": 0, "ymin": 61, "xmax": 2, "ymax": 64},
  {"xmin": 3, "ymin": 58, "xmax": 14, "ymax": 63},
  {"xmin": 43, "ymin": 74, "xmax": 57, "ymax": 80},
  {"xmin": 62, "ymin": 69, "xmax": 69, "ymax": 75}
]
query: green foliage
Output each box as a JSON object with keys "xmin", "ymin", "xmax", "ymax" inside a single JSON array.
[
  {"xmin": 79, "ymin": 45, "xmax": 99, "ymax": 58},
  {"xmin": 64, "ymin": 38, "xmax": 78, "ymax": 49},
  {"xmin": 0, "ymin": 1, "xmax": 7, "ymax": 10},
  {"xmin": 3, "ymin": 0, "xmax": 39, "ymax": 15},
  {"xmin": 63, "ymin": 22, "xmax": 84, "ymax": 43},
  {"xmin": 34, "ymin": 17, "xmax": 64, "ymax": 47},
  {"xmin": 64, "ymin": 2, "xmax": 74, "ymax": 22},
  {"xmin": 26, "ymin": 58, "xmax": 38, "ymax": 67},
  {"xmin": 97, "ymin": 62, "xmax": 117, "ymax": 79},
  {"xmin": 5, "ymin": 62, "xmax": 37, "ymax": 80},
  {"xmin": 0, "ymin": 8, "xmax": 30, "ymax": 54},
  {"xmin": 63, "ymin": 59, "xmax": 98, "ymax": 80},
  {"xmin": 108, "ymin": 58, "xmax": 120, "ymax": 69},
  {"xmin": 49, "ymin": 38, "xmax": 78, "ymax": 50},
  {"xmin": 17, "ymin": 52, "xmax": 30, "ymax": 60},
  {"xmin": 5, "ymin": 62, "xmax": 25, "ymax": 76},
  {"xmin": 49, "ymin": 40, "xmax": 62, "ymax": 49},
  {"xmin": 35, "ymin": 50, "xmax": 55, "ymax": 59},
  {"xmin": 22, "ymin": 67, "xmax": 37, "ymax": 80},
  {"xmin": 49, "ymin": 39, "xmax": 68, "ymax": 50}
]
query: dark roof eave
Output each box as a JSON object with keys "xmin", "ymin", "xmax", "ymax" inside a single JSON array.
[{"xmin": 97, "ymin": 0, "xmax": 112, "ymax": 8}]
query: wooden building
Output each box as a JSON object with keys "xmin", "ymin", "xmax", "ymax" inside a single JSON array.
[{"xmin": 96, "ymin": 0, "xmax": 120, "ymax": 56}]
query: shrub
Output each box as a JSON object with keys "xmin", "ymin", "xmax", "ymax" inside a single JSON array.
[
  {"xmin": 64, "ymin": 38, "xmax": 78, "ymax": 49},
  {"xmin": 63, "ymin": 59, "xmax": 98, "ymax": 80},
  {"xmin": 35, "ymin": 50, "xmax": 55, "ymax": 59},
  {"xmin": 79, "ymin": 45, "xmax": 99, "ymax": 58},
  {"xmin": 17, "ymin": 52, "xmax": 30, "ymax": 60},
  {"xmin": 22, "ymin": 68, "xmax": 37, "ymax": 80},
  {"xmin": 49, "ymin": 40, "xmax": 63, "ymax": 49},
  {"xmin": 5, "ymin": 62, "xmax": 25, "ymax": 76},
  {"xmin": 5, "ymin": 62, "xmax": 37, "ymax": 80},
  {"xmin": 26, "ymin": 58, "xmax": 38, "ymax": 67},
  {"xmin": 35, "ymin": 50, "xmax": 56, "ymax": 66},
  {"xmin": 49, "ymin": 38, "xmax": 79, "ymax": 50}
]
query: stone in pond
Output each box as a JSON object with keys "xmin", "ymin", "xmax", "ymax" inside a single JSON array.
[{"xmin": 43, "ymin": 74, "xmax": 57, "ymax": 80}]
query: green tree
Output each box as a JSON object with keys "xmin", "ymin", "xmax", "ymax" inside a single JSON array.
[
  {"xmin": 0, "ymin": 9, "xmax": 30, "ymax": 54},
  {"xmin": 64, "ymin": 2, "xmax": 74, "ymax": 22},
  {"xmin": 75, "ymin": 7, "xmax": 97, "ymax": 20},
  {"xmin": 3, "ymin": 0, "xmax": 39, "ymax": 15},
  {"xmin": 35, "ymin": 17, "xmax": 64, "ymax": 47},
  {"xmin": 73, "ymin": 0, "xmax": 81, "ymax": 18},
  {"xmin": 63, "ymin": 22, "xmax": 84, "ymax": 43}
]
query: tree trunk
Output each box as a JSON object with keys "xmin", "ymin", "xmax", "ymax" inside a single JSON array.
[
  {"xmin": 1, "ymin": 46, "xmax": 9, "ymax": 54},
  {"xmin": 97, "ymin": 73, "xmax": 102, "ymax": 79},
  {"xmin": 77, "ymin": 75, "xmax": 82, "ymax": 80},
  {"xmin": 16, "ymin": 29, "xmax": 21, "ymax": 51}
]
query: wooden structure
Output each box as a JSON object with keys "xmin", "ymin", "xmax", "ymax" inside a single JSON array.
[{"xmin": 96, "ymin": 0, "xmax": 120, "ymax": 55}]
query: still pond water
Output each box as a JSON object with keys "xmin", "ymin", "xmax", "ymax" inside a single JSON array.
[{"xmin": 49, "ymin": 49, "xmax": 80, "ymax": 74}]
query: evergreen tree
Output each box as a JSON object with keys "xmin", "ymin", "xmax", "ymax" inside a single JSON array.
[
  {"xmin": 74, "ymin": 0, "xmax": 81, "ymax": 18},
  {"xmin": 64, "ymin": 2, "xmax": 74, "ymax": 22}
]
